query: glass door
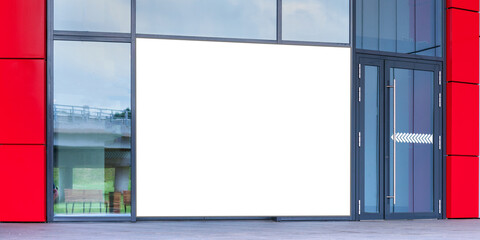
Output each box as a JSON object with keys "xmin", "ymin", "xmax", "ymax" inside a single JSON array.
[
  {"xmin": 357, "ymin": 57, "xmax": 442, "ymax": 220},
  {"xmin": 384, "ymin": 61, "xmax": 442, "ymax": 219}
]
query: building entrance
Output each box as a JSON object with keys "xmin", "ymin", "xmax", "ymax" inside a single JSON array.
[{"xmin": 356, "ymin": 56, "xmax": 443, "ymax": 220}]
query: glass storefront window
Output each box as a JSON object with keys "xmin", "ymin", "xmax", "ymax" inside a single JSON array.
[
  {"xmin": 53, "ymin": 41, "xmax": 131, "ymax": 216},
  {"xmin": 54, "ymin": 0, "xmax": 131, "ymax": 33},
  {"xmin": 356, "ymin": 0, "xmax": 443, "ymax": 57},
  {"xmin": 136, "ymin": 0, "xmax": 277, "ymax": 40},
  {"xmin": 282, "ymin": 0, "xmax": 350, "ymax": 43}
]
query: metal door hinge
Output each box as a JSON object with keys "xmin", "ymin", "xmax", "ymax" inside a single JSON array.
[
  {"xmin": 439, "ymin": 136, "xmax": 442, "ymax": 150},
  {"xmin": 358, "ymin": 64, "xmax": 361, "ymax": 79},
  {"xmin": 358, "ymin": 132, "xmax": 361, "ymax": 147},
  {"xmin": 358, "ymin": 87, "xmax": 361, "ymax": 102},
  {"xmin": 439, "ymin": 71, "xmax": 442, "ymax": 85},
  {"xmin": 439, "ymin": 93, "xmax": 442, "ymax": 107},
  {"xmin": 358, "ymin": 200, "xmax": 361, "ymax": 215},
  {"xmin": 439, "ymin": 200, "xmax": 442, "ymax": 214}
]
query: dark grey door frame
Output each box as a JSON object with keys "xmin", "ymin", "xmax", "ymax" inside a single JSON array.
[{"xmin": 355, "ymin": 54, "xmax": 444, "ymax": 220}]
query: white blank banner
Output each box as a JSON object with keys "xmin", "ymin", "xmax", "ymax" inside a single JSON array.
[{"xmin": 137, "ymin": 38, "xmax": 351, "ymax": 217}]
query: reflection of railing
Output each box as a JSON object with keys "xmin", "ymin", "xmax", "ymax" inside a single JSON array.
[{"xmin": 54, "ymin": 104, "xmax": 131, "ymax": 130}]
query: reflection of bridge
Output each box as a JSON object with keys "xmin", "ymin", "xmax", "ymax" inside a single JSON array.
[
  {"xmin": 54, "ymin": 104, "xmax": 131, "ymax": 135},
  {"xmin": 54, "ymin": 104, "xmax": 132, "ymax": 204}
]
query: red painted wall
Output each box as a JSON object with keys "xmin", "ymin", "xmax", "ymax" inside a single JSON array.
[
  {"xmin": 0, "ymin": 0, "xmax": 46, "ymax": 222},
  {"xmin": 0, "ymin": 146, "xmax": 46, "ymax": 222},
  {"xmin": 447, "ymin": 9, "xmax": 479, "ymax": 84},
  {"xmin": 0, "ymin": 0, "xmax": 45, "ymax": 58},
  {"xmin": 447, "ymin": 0, "xmax": 479, "ymax": 12},
  {"xmin": 447, "ymin": 156, "xmax": 479, "ymax": 218},
  {"xmin": 446, "ymin": 3, "xmax": 480, "ymax": 218},
  {"xmin": 446, "ymin": 82, "xmax": 479, "ymax": 156},
  {"xmin": 0, "ymin": 60, "xmax": 46, "ymax": 144}
]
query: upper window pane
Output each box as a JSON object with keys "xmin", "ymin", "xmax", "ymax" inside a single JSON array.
[
  {"xmin": 282, "ymin": 0, "xmax": 350, "ymax": 43},
  {"xmin": 136, "ymin": 0, "xmax": 276, "ymax": 40},
  {"xmin": 356, "ymin": 0, "xmax": 443, "ymax": 57},
  {"xmin": 54, "ymin": 0, "xmax": 131, "ymax": 33}
]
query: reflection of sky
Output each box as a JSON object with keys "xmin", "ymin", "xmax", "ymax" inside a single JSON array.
[
  {"xmin": 282, "ymin": 0, "xmax": 349, "ymax": 43},
  {"xmin": 54, "ymin": 41, "xmax": 131, "ymax": 110},
  {"xmin": 54, "ymin": 0, "xmax": 130, "ymax": 32},
  {"xmin": 136, "ymin": 0, "xmax": 276, "ymax": 40}
]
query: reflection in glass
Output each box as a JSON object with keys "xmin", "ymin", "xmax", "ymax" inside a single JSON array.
[
  {"xmin": 136, "ymin": 0, "xmax": 276, "ymax": 40},
  {"xmin": 54, "ymin": 0, "xmax": 131, "ymax": 33},
  {"xmin": 389, "ymin": 68, "xmax": 434, "ymax": 213},
  {"xmin": 282, "ymin": 0, "xmax": 349, "ymax": 43},
  {"xmin": 364, "ymin": 66, "xmax": 380, "ymax": 213},
  {"xmin": 357, "ymin": 0, "xmax": 442, "ymax": 57},
  {"xmin": 53, "ymin": 41, "xmax": 131, "ymax": 216}
]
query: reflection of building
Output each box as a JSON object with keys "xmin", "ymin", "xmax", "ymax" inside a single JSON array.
[{"xmin": 1, "ymin": 0, "xmax": 480, "ymax": 224}]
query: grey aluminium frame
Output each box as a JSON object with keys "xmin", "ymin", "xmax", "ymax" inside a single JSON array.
[
  {"xmin": 46, "ymin": 0, "xmax": 136, "ymax": 222},
  {"xmin": 46, "ymin": 0, "xmax": 354, "ymax": 222}
]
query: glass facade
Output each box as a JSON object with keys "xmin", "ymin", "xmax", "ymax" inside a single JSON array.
[
  {"xmin": 356, "ymin": 0, "xmax": 443, "ymax": 57},
  {"xmin": 137, "ymin": 0, "xmax": 350, "ymax": 43},
  {"xmin": 136, "ymin": 0, "xmax": 277, "ymax": 40},
  {"xmin": 282, "ymin": 0, "xmax": 349, "ymax": 43},
  {"xmin": 53, "ymin": 41, "xmax": 132, "ymax": 216},
  {"xmin": 54, "ymin": 0, "xmax": 131, "ymax": 33}
]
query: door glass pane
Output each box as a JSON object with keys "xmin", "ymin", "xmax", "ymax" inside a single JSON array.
[
  {"xmin": 364, "ymin": 66, "xmax": 380, "ymax": 213},
  {"xmin": 389, "ymin": 68, "xmax": 434, "ymax": 213},
  {"xmin": 53, "ymin": 41, "xmax": 132, "ymax": 216},
  {"xmin": 412, "ymin": 70, "xmax": 434, "ymax": 212}
]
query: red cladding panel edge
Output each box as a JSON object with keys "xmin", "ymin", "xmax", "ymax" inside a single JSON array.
[
  {"xmin": 0, "ymin": 60, "xmax": 46, "ymax": 145},
  {"xmin": 447, "ymin": 9, "xmax": 479, "ymax": 84},
  {"xmin": 0, "ymin": 0, "xmax": 46, "ymax": 58},
  {"xmin": 0, "ymin": 145, "xmax": 46, "ymax": 222},
  {"xmin": 447, "ymin": 156, "xmax": 479, "ymax": 218},
  {"xmin": 446, "ymin": 83, "xmax": 480, "ymax": 156},
  {"xmin": 447, "ymin": 0, "xmax": 480, "ymax": 11}
]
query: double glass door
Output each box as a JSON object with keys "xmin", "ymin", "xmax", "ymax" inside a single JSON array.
[{"xmin": 357, "ymin": 57, "xmax": 442, "ymax": 220}]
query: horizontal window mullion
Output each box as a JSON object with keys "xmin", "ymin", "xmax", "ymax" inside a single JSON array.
[
  {"xmin": 54, "ymin": 30, "xmax": 132, "ymax": 38},
  {"xmin": 135, "ymin": 33, "xmax": 277, "ymax": 45},
  {"xmin": 53, "ymin": 34, "xmax": 132, "ymax": 43}
]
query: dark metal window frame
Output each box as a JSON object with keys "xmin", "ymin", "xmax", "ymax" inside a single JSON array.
[{"xmin": 47, "ymin": 0, "xmax": 137, "ymax": 222}]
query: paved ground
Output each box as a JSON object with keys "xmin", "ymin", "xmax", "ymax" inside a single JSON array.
[{"xmin": 1, "ymin": 219, "xmax": 480, "ymax": 240}]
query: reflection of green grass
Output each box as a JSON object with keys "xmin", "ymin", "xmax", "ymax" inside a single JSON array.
[
  {"xmin": 54, "ymin": 203, "xmax": 131, "ymax": 214},
  {"xmin": 53, "ymin": 168, "xmax": 131, "ymax": 214}
]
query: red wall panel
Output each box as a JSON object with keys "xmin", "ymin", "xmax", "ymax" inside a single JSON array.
[
  {"xmin": 447, "ymin": 0, "xmax": 479, "ymax": 11},
  {"xmin": 446, "ymin": 82, "xmax": 479, "ymax": 156},
  {"xmin": 0, "ymin": 145, "xmax": 46, "ymax": 222},
  {"xmin": 0, "ymin": 0, "xmax": 45, "ymax": 58},
  {"xmin": 0, "ymin": 60, "xmax": 45, "ymax": 145},
  {"xmin": 447, "ymin": 156, "xmax": 479, "ymax": 218},
  {"xmin": 447, "ymin": 9, "xmax": 479, "ymax": 84}
]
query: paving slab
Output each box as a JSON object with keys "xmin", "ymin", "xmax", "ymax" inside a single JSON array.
[{"xmin": 1, "ymin": 219, "xmax": 480, "ymax": 240}]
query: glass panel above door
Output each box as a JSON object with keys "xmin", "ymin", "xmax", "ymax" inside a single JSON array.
[{"xmin": 356, "ymin": 0, "xmax": 443, "ymax": 57}]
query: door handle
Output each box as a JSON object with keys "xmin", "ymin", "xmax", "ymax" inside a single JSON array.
[{"xmin": 386, "ymin": 79, "xmax": 397, "ymax": 205}]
